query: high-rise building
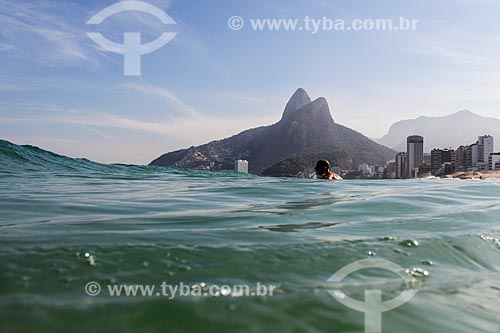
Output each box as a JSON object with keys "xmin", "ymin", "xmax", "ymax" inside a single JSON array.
[
  {"xmin": 455, "ymin": 145, "xmax": 469, "ymax": 172},
  {"xmin": 385, "ymin": 160, "xmax": 396, "ymax": 179},
  {"xmin": 418, "ymin": 162, "xmax": 432, "ymax": 177},
  {"xmin": 407, "ymin": 135, "xmax": 424, "ymax": 178},
  {"xmin": 431, "ymin": 149, "xmax": 455, "ymax": 175},
  {"xmin": 234, "ymin": 159, "xmax": 249, "ymax": 173},
  {"xmin": 423, "ymin": 153, "xmax": 432, "ymax": 164},
  {"xmin": 431, "ymin": 149, "xmax": 441, "ymax": 175},
  {"xmin": 489, "ymin": 153, "xmax": 500, "ymax": 171},
  {"xmin": 468, "ymin": 143, "xmax": 479, "ymax": 167},
  {"xmin": 478, "ymin": 135, "xmax": 494, "ymax": 165},
  {"xmin": 396, "ymin": 152, "xmax": 408, "ymax": 179}
]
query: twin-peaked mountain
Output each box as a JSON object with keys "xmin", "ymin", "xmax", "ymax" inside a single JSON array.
[{"xmin": 150, "ymin": 89, "xmax": 396, "ymax": 177}]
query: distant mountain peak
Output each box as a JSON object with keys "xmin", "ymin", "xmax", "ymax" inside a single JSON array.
[
  {"xmin": 311, "ymin": 96, "xmax": 328, "ymax": 108},
  {"xmin": 296, "ymin": 97, "xmax": 334, "ymax": 123},
  {"xmin": 450, "ymin": 110, "xmax": 481, "ymax": 119},
  {"xmin": 151, "ymin": 89, "xmax": 396, "ymax": 176},
  {"xmin": 376, "ymin": 110, "xmax": 500, "ymax": 153},
  {"xmin": 454, "ymin": 109, "xmax": 473, "ymax": 115},
  {"xmin": 283, "ymin": 88, "xmax": 311, "ymax": 117}
]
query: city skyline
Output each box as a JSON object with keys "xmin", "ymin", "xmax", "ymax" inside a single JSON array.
[{"xmin": 390, "ymin": 134, "xmax": 497, "ymax": 179}]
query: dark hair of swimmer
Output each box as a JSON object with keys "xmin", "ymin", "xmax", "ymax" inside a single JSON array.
[
  {"xmin": 315, "ymin": 160, "xmax": 330, "ymax": 176},
  {"xmin": 315, "ymin": 160, "xmax": 343, "ymax": 180}
]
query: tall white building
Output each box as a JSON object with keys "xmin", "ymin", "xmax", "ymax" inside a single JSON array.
[
  {"xmin": 234, "ymin": 160, "xmax": 249, "ymax": 173},
  {"xmin": 478, "ymin": 135, "xmax": 494, "ymax": 164}
]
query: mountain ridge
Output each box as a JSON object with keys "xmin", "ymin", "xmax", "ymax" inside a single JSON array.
[
  {"xmin": 376, "ymin": 110, "xmax": 500, "ymax": 152},
  {"xmin": 150, "ymin": 89, "xmax": 396, "ymax": 177}
]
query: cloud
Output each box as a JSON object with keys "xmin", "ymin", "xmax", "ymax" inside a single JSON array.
[
  {"xmin": 118, "ymin": 83, "xmax": 197, "ymax": 115},
  {"xmin": 0, "ymin": 0, "xmax": 227, "ymax": 81},
  {"xmin": 109, "ymin": 83, "xmax": 278, "ymax": 142},
  {"xmin": 0, "ymin": 84, "xmax": 279, "ymax": 158},
  {"xmin": 58, "ymin": 107, "xmax": 276, "ymax": 143},
  {"xmin": 414, "ymin": 33, "xmax": 500, "ymax": 67},
  {"xmin": 0, "ymin": 0, "xmax": 99, "ymax": 67},
  {"xmin": 0, "ymin": 104, "xmax": 278, "ymax": 164},
  {"xmin": 80, "ymin": 125, "xmax": 120, "ymax": 142},
  {"xmin": 0, "ymin": 0, "xmax": 178, "ymax": 69}
]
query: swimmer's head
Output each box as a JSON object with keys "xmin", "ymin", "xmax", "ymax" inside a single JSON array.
[{"xmin": 315, "ymin": 160, "xmax": 330, "ymax": 177}]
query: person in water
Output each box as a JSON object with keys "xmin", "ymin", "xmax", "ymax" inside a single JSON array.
[{"xmin": 315, "ymin": 160, "xmax": 343, "ymax": 180}]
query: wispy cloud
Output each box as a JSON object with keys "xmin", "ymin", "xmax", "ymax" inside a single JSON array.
[
  {"xmin": 0, "ymin": 0, "xmax": 178, "ymax": 69},
  {"xmin": 118, "ymin": 83, "xmax": 198, "ymax": 115},
  {"xmin": 0, "ymin": 0, "xmax": 226, "ymax": 79},
  {"xmin": 0, "ymin": 0, "xmax": 99, "ymax": 67},
  {"xmin": 0, "ymin": 91, "xmax": 278, "ymax": 160},
  {"xmin": 414, "ymin": 32, "xmax": 500, "ymax": 67},
  {"xmin": 80, "ymin": 125, "xmax": 120, "ymax": 142}
]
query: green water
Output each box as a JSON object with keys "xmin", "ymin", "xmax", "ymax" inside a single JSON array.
[{"xmin": 0, "ymin": 139, "xmax": 499, "ymax": 333}]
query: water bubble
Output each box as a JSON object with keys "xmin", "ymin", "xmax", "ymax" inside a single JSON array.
[
  {"xmin": 200, "ymin": 282, "xmax": 206, "ymax": 288},
  {"xmin": 229, "ymin": 304, "xmax": 237, "ymax": 311},
  {"xmin": 83, "ymin": 252, "xmax": 96, "ymax": 266},
  {"xmin": 142, "ymin": 261, "xmax": 149, "ymax": 267},
  {"xmin": 400, "ymin": 239, "xmax": 419, "ymax": 248},
  {"xmin": 380, "ymin": 236, "xmax": 395, "ymax": 241},
  {"xmin": 367, "ymin": 251, "xmax": 376, "ymax": 256},
  {"xmin": 421, "ymin": 260, "xmax": 433, "ymax": 266},
  {"xmin": 480, "ymin": 235, "xmax": 500, "ymax": 247},
  {"xmin": 406, "ymin": 267, "xmax": 429, "ymax": 278}
]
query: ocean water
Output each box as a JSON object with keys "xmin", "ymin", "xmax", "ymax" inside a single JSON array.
[{"xmin": 1, "ymin": 139, "xmax": 499, "ymax": 333}]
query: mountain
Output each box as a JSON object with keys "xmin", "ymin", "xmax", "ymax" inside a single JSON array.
[
  {"xmin": 376, "ymin": 110, "xmax": 500, "ymax": 152},
  {"xmin": 150, "ymin": 89, "xmax": 396, "ymax": 177}
]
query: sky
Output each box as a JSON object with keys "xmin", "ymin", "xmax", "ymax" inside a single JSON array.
[{"xmin": 1, "ymin": 0, "xmax": 500, "ymax": 164}]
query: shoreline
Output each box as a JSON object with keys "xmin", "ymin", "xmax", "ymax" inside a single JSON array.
[{"xmin": 444, "ymin": 171, "xmax": 500, "ymax": 180}]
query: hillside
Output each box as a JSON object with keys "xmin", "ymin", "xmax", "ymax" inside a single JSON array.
[{"xmin": 150, "ymin": 89, "xmax": 396, "ymax": 176}]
